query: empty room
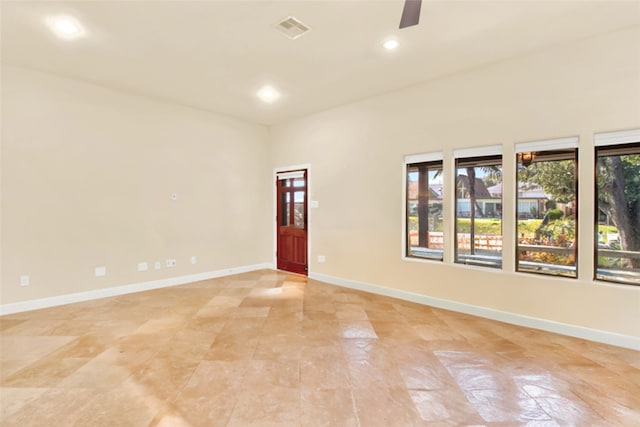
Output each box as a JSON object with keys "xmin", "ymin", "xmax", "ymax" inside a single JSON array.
[{"xmin": 1, "ymin": 0, "xmax": 639, "ymax": 426}]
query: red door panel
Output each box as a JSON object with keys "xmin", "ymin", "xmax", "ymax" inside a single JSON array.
[{"xmin": 276, "ymin": 170, "xmax": 308, "ymax": 275}]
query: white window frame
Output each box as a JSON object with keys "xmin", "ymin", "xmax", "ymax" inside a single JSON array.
[
  {"xmin": 593, "ymin": 128, "xmax": 640, "ymax": 286},
  {"xmin": 453, "ymin": 145, "xmax": 504, "ymax": 268},
  {"xmin": 403, "ymin": 152, "xmax": 444, "ymax": 263},
  {"xmin": 594, "ymin": 128, "xmax": 640, "ymax": 147},
  {"xmin": 514, "ymin": 136, "xmax": 579, "ymax": 278}
]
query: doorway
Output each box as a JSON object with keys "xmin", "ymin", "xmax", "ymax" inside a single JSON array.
[{"xmin": 276, "ymin": 169, "xmax": 308, "ymax": 275}]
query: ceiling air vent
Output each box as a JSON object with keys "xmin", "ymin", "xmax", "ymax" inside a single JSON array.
[{"xmin": 274, "ymin": 16, "xmax": 310, "ymax": 40}]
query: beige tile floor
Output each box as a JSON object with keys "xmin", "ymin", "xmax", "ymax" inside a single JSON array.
[{"xmin": 1, "ymin": 270, "xmax": 639, "ymax": 426}]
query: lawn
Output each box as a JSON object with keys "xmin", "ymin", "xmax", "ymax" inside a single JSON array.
[
  {"xmin": 597, "ymin": 224, "xmax": 618, "ymax": 235},
  {"xmin": 456, "ymin": 218, "xmax": 502, "ymax": 235},
  {"xmin": 409, "ymin": 217, "xmax": 502, "ymax": 234},
  {"xmin": 407, "ymin": 216, "xmax": 443, "ymax": 232},
  {"xmin": 410, "ymin": 217, "xmax": 618, "ymax": 239},
  {"xmin": 517, "ymin": 219, "xmax": 542, "ymax": 237}
]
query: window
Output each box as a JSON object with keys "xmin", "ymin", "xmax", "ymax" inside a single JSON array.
[
  {"xmin": 516, "ymin": 147, "xmax": 578, "ymax": 278},
  {"xmin": 454, "ymin": 148, "xmax": 502, "ymax": 268},
  {"xmin": 405, "ymin": 154, "xmax": 443, "ymax": 260},
  {"xmin": 594, "ymin": 129, "xmax": 640, "ymax": 286}
]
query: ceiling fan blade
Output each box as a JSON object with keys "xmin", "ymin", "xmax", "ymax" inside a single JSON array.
[{"xmin": 399, "ymin": 0, "xmax": 422, "ymax": 29}]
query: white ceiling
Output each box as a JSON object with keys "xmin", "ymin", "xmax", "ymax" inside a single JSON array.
[{"xmin": 2, "ymin": 1, "xmax": 639, "ymax": 125}]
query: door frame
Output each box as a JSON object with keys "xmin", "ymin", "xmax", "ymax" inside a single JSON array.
[{"xmin": 273, "ymin": 164, "xmax": 311, "ymax": 274}]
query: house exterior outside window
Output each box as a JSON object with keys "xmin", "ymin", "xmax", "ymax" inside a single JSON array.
[
  {"xmin": 405, "ymin": 152, "xmax": 444, "ymax": 261},
  {"xmin": 594, "ymin": 129, "xmax": 640, "ymax": 286},
  {"xmin": 515, "ymin": 137, "xmax": 579, "ymax": 278},
  {"xmin": 454, "ymin": 146, "xmax": 503, "ymax": 268}
]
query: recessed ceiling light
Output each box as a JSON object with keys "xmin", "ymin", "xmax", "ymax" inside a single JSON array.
[
  {"xmin": 256, "ymin": 85, "xmax": 280, "ymax": 104},
  {"xmin": 55, "ymin": 19, "xmax": 79, "ymax": 35},
  {"xmin": 46, "ymin": 16, "xmax": 85, "ymax": 40},
  {"xmin": 383, "ymin": 39, "xmax": 399, "ymax": 50}
]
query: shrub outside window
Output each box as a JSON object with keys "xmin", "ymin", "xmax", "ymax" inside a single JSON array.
[
  {"xmin": 595, "ymin": 140, "xmax": 640, "ymax": 285},
  {"xmin": 454, "ymin": 155, "xmax": 502, "ymax": 268},
  {"xmin": 406, "ymin": 159, "xmax": 444, "ymax": 260},
  {"xmin": 516, "ymin": 149, "xmax": 578, "ymax": 277}
]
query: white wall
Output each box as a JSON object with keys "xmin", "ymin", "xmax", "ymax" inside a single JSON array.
[
  {"xmin": 270, "ymin": 27, "xmax": 640, "ymax": 340},
  {"xmin": 1, "ymin": 65, "xmax": 272, "ymax": 305}
]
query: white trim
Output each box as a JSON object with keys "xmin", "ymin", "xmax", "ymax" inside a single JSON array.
[
  {"xmin": 272, "ymin": 164, "xmax": 312, "ymax": 273},
  {"xmin": 515, "ymin": 136, "xmax": 579, "ymax": 153},
  {"xmin": 454, "ymin": 145, "xmax": 502, "ymax": 158},
  {"xmin": 405, "ymin": 151, "xmax": 443, "ymax": 164},
  {"xmin": 442, "ymin": 153, "xmax": 454, "ymax": 264},
  {"xmin": 401, "ymin": 159, "xmax": 408, "ymax": 260},
  {"xmin": 594, "ymin": 128, "xmax": 640, "ymax": 147},
  {"xmin": 309, "ymin": 272, "xmax": 640, "ymax": 350},
  {"xmin": 273, "ymin": 164, "xmax": 311, "ymax": 174},
  {"xmin": 0, "ymin": 263, "xmax": 271, "ymax": 316},
  {"xmin": 276, "ymin": 171, "xmax": 305, "ymax": 180},
  {"xmin": 401, "ymin": 255, "xmax": 444, "ymax": 265}
]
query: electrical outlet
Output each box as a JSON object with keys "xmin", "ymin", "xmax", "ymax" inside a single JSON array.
[
  {"xmin": 190, "ymin": 256, "xmax": 197, "ymax": 265},
  {"xmin": 166, "ymin": 259, "xmax": 176, "ymax": 268},
  {"xmin": 138, "ymin": 262, "xmax": 148, "ymax": 272},
  {"xmin": 95, "ymin": 266, "xmax": 106, "ymax": 277},
  {"xmin": 154, "ymin": 261, "xmax": 161, "ymax": 270},
  {"xmin": 317, "ymin": 255, "xmax": 326, "ymax": 263},
  {"xmin": 20, "ymin": 275, "xmax": 29, "ymax": 286}
]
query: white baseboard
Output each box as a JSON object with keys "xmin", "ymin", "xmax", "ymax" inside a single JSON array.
[
  {"xmin": 309, "ymin": 272, "xmax": 640, "ymax": 351},
  {"xmin": 0, "ymin": 263, "xmax": 272, "ymax": 316},
  {"xmin": 4, "ymin": 266, "xmax": 637, "ymax": 350}
]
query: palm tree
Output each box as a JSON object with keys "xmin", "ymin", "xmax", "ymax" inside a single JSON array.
[{"xmin": 457, "ymin": 165, "xmax": 502, "ymax": 256}]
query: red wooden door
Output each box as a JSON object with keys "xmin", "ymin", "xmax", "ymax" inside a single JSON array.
[{"xmin": 276, "ymin": 170, "xmax": 308, "ymax": 275}]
